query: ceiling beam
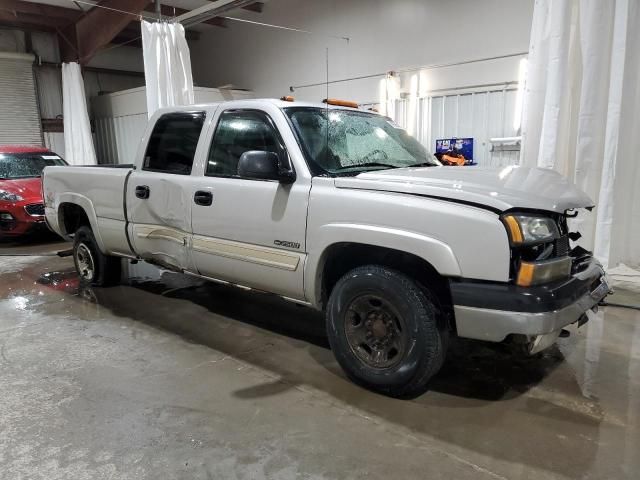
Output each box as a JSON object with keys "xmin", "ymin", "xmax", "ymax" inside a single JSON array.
[
  {"xmin": 0, "ymin": 9, "xmax": 73, "ymax": 31},
  {"xmin": 113, "ymin": 20, "xmax": 200, "ymax": 49},
  {"xmin": 63, "ymin": 0, "xmax": 152, "ymax": 64},
  {"xmin": 143, "ymin": 3, "xmax": 227, "ymax": 28},
  {"xmin": 4, "ymin": 0, "xmax": 264, "ymax": 62},
  {"xmin": 1, "ymin": 0, "xmax": 263, "ymax": 34},
  {"xmin": 0, "ymin": 0, "xmax": 81, "ymax": 21},
  {"xmin": 172, "ymin": 0, "xmax": 257, "ymax": 27},
  {"xmin": 242, "ymin": 2, "xmax": 264, "ymax": 13}
]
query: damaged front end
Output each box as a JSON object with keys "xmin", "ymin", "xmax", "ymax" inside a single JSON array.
[
  {"xmin": 502, "ymin": 209, "xmax": 599, "ymax": 285},
  {"xmin": 451, "ymin": 207, "xmax": 611, "ymax": 354},
  {"xmin": 502, "ymin": 208, "xmax": 611, "ymax": 354}
]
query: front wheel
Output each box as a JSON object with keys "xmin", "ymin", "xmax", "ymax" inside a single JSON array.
[
  {"xmin": 73, "ymin": 226, "xmax": 121, "ymax": 287},
  {"xmin": 326, "ymin": 265, "xmax": 447, "ymax": 398}
]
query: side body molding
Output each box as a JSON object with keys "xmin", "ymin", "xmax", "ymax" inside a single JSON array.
[{"xmin": 304, "ymin": 223, "xmax": 462, "ymax": 307}]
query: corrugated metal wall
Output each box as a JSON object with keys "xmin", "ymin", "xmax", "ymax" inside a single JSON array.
[
  {"xmin": 92, "ymin": 87, "xmax": 255, "ymax": 164},
  {"xmin": 94, "ymin": 114, "xmax": 148, "ymax": 165},
  {"xmin": 394, "ymin": 86, "xmax": 520, "ymax": 167},
  {"xmin": 0, "ymin": 53, "xmax": 42, "ymax": 146}
]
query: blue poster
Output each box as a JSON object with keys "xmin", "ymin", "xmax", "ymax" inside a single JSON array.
[{"xmin": 435, "ymin": 138, "xmax": 474, "ymax": 161}]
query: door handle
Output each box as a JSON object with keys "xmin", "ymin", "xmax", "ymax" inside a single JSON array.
[
  {"xmin": 135, "ymin": 185, "xmax": 150, "ymax": 199},
  {"xmin": 194, "ymin": 190, "xmax": 213, "ymax": 206}
]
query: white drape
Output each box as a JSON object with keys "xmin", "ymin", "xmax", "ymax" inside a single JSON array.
[
  {"xmin": 520, "ymin": 0, "xmax": 640, "ymax": 279},
  {"xmin": 141, "ymin": 21, "xmax": 194, "ymax": 118},
  {"xmin": 61, "ymin": 62, "xmax": 97, "ymax": 165}
]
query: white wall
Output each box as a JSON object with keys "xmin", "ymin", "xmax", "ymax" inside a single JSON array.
[
  {"xmin": 87, "ymin": 45, "xmax": 144, "ymax": 72},
  {"xmin": 92, "ymin": 86, "xmax": 254, "ymax": 164},
  {"xmin": 0, "ymin": 29, "xmax": 146, "ymax": 157},
  {"xmin": 84, "ymin": 45, "xmax": 146, "ymax": 113},
  {"xmin": 191, "ymin": 0, "xmax": 534, "ymax": 103},
  {"xmin": 0, "ymin": 29, "xmax": 26, "ymax": 52}
]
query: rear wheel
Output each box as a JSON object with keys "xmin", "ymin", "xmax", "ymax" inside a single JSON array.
[
  {"xmin": 326, "ymin": 265, "xmax": 447, "ymax": 398},
  {"xmin": 73, "ymin": 226, "xmax": 121, "ymax": 287}
]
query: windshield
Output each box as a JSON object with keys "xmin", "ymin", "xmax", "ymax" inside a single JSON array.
[
  {"xmin": 0, "ymin": 152, "xmax": 67, "ymax": 180},
  {"xmin": 285, "ymin": 107, "xmax": 440, "ymax": 175}
]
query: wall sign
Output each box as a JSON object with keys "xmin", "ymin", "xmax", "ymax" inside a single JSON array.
[{"xmin": 435, "ymin": 138, "xmax": 474, "ymax": 160}]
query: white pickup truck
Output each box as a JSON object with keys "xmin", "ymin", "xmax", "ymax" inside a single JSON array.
[{"xmin": 44, "ymin": 98, "xmax": 609, "ymax": 397}]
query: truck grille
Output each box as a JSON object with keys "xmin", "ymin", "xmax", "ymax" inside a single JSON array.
[
  {"xmin": 24, "ymin": 203, "xmax": 45, "ymax": 216},
  {"xmin": 555, "ymin": 235, "xmax": 570, "ymax": 257}
]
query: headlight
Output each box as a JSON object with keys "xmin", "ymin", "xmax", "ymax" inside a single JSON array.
[
  {"xmin": 516, "ymin": 257, "xmax": 572, "ymax": 286},
  {"xmin": 0, "ymin": 190, "xmax": 23, "ymax": 202},
  {"xmin": 503, "ymin": 214, "xmax": 559, "ymax": 245}
]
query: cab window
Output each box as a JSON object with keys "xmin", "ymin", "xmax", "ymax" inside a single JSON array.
[
  {"xmin": 143, "ymin": 111, "xmax": 205, "ymax": 175},
  {"xmin": 206, "ymin": 110, "xmax": 281, "ymax": 177}
]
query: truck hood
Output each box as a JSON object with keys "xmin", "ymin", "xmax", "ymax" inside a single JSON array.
[{"xmin": 334, "ymin": 166, "xmax": 594, "ymax": 213}]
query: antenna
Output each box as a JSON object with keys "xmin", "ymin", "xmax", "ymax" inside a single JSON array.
[{"xmin": 325, "ymin": 47, "xmax": 329, "ymax": 171}]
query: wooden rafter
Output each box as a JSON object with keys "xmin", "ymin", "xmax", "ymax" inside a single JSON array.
[
  {"xmin": 0, "ymin": 10, "xmax": 72, "ymax": 31},
  {"xmin": 0, "ymin": 0, "xmax": 81, "ymax": 20},
  {"xmin": 141, "ymin": 2, "xmax": 264, "ymax": 27},
  {"xmin": 242, "ymin": 2, "xmax": 264, "ymax": 13},
  {"xmin": 71, "ymin": 0, "xmax": 153, "ymax": 63},
  {"xmin": 143, "ymin": 3, "xmax": 227, "ymax": 28},
  {"xmin": 1, "ymin": 0, "xmax": 265, "ymax": 63}
]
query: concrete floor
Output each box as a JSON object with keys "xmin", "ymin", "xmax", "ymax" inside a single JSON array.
[{"xmin": 1, "ymin": 248, "xmax": 639, "ymax": 479}]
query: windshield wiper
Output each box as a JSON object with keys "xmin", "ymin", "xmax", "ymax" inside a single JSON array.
[
  {"xmin": 406, "ymin": 162, "xmax": 438, "ymax": 168},
  {"xmin": 334, "ymin": 162, "xmax": 400, "ymax": 171}
]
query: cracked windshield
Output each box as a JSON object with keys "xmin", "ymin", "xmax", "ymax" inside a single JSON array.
[{"xmin": 286, "ymin": 107, "xmax": 440, "ymax": 175}]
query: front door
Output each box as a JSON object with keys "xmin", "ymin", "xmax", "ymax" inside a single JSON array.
[
  {"xmin": 190, "ymin": 108, "xmax": 310, "ymax": 300},
  {"xmin": 127, "ymin": 111, "xmax": 206, "ymax": 271}
]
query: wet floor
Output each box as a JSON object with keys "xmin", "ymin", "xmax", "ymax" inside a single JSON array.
[
  {"xmin": 1, "ymin": 254, "xmax": 639, "ymax": 479},
  {"xmin": 0, "ymin": 232, "xmax": 69, "ymax": 256}
]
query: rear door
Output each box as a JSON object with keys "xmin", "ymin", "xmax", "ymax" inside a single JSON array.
[
  {"xmin": 189, "ymin": 108, "xmax": 311, "ymax": 300},
  {"xmin": 127, "ymin": 111, "xmax": 206, "ymax": 270}
]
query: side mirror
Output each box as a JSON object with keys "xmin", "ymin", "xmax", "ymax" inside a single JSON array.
[{"xmin": 237, "ymin": 150, "xmax": 295, "ymax": 183}]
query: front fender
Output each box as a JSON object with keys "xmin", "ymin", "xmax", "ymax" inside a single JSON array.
[{"xmin": 305, "ymin": 223, "xmax": 462, "ymax": 307}]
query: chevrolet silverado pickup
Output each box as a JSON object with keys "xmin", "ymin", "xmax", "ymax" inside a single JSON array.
[{"xmin": 43, "ymin": 99, "xmax": 610, "ymax": 397}]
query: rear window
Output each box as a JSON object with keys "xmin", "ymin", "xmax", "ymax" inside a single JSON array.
[
  {"xmin": 0, "ymin": 152, "xmax": 66, "ymax": 179},
  {"xmin": 143, "ymin": 112, "xmax": 205, "ymax": 175}
]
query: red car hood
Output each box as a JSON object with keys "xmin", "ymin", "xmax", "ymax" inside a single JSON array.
[{"xmin": 0, "ymin": 177, "xmax": 43, "ymax": 202}]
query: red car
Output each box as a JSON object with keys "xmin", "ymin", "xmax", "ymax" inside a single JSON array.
[{"xmin": 0, "ymin": 145, "xmax": 67, "ymax": 237}]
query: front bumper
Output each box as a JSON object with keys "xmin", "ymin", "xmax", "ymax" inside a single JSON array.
[
  {"xmin": 450, "ymin": 259, "xmax": 609, "ymax": 344},
  {"xmin": 0, "ymin": 203, "xmax": 47, "ymax": 237}
]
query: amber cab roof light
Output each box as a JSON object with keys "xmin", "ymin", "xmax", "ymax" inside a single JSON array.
[
  {"xmin": 322, "ymin": 98, "xmax": 359, "ymax": 109},
  {"xmin": 280, "ymin": 95, "xmax": 295, "ymax": 102}
]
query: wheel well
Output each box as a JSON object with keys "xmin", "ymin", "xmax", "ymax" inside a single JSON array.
[
  {"xmin": 59, "ymin": 203, "xmax": 90, "ymax": 236},
  {"xmin": 320, "ymin": 243, "xmax": 455, "ymax": 331}
]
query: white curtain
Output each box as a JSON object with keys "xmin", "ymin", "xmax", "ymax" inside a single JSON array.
[
  {"xmin": 141, "ymin": 21, "xmax": 194, "ymax": 118},
  {"xmin": 520, "ymin": 0, "xmax": 640, "ymax": 283},
  {"xmin": 62, "ymin": 62, "xmax": 97, "ymax": 165}
]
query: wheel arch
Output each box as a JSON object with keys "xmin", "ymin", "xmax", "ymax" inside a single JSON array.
[
  {"xmin": 56, "ymin": 194, "xmax": 106, "ymax": 252},
  {"xmin": 308, "ymin": 237, "xmax": 458, "ymax": 333},
  {"xmin": 306, "ymin": 224, "xmax": 461, "ymax": 307}
]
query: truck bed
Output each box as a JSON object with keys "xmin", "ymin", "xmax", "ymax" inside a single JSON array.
[{"xmin": 43, "ymin": 165, "xmax": 134, "ymax": 256}]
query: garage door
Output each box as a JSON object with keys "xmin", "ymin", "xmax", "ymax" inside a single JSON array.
[{"xmin": 0, "ymin": 52, "xmax": 42, "ymax": 146}]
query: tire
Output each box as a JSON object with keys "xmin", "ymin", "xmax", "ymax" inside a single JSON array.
[
  {"xmin": 73, "ymin": 226, "xmax": 121, "ymax": 287},
  {"xmin": 326, "ymin": 265, "xmax": 447, "ymax": 398}
]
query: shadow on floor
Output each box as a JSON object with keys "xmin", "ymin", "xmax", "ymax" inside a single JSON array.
[
  {"xmin": 34, "ymin": 264, "xmax": 610, "ymax": 479},
  {"xmin": 0, "ymin": 231, "xmax": 68, "ymax": 255}
]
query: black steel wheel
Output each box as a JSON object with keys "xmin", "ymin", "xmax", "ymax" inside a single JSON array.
[
  {"xmin": 344, "ymin": 294, "xmax": 407, "ymax": 369},
  {"xmin": 326, "ymin": 265, "xmax": 447, "ymax": 398}
]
